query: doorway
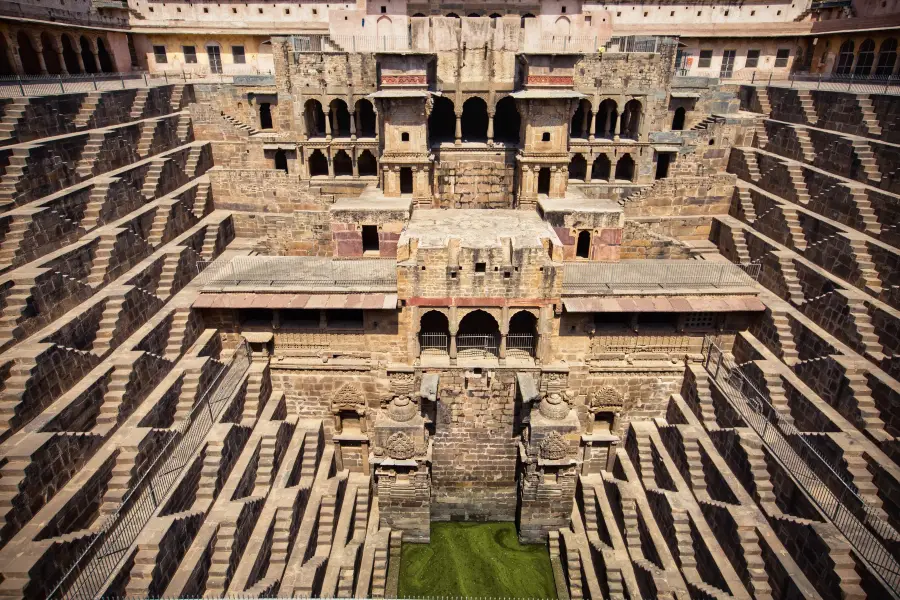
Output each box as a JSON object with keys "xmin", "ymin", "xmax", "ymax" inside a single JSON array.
[{"xmin": 537, "ymin": 168, "xmax": 551, "ymax": 195}]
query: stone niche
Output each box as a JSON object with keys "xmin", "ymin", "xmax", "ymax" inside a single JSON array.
[
  {"xmin": 378, "ymin": 54, "xmax": 431, "ymax": 88},
  {"xmin": 522, "ymin": 55, "xmax": 579, "ymax": 89}
]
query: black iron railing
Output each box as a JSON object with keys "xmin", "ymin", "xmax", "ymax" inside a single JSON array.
[
  {"xmin": 701, "ymin": 338, "xmax": 900, "ymax": 591},
  {"xmin": 45, "ymin": 342, "xmax": 252, "ymax": 600}
]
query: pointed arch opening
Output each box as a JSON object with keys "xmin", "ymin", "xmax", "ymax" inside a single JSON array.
[
  {"xmin": 621, "ymin": 99, "xmax": 642, "ymax": 140},
  {"xmin": 308, "ymin": 149, "xmax": 328, "ymax": 177},
  {"xmin": 461, "ymin": 97, "xmax": 488, "ymax": 142},
  {"xmin": 614, "ymin": 154, "xmax": 635, "ymax": 182},
  {"xmin": 97, "ymin": 37, "xmax": 114, "ymax": 73},
  {"xmin": 17, "ymin": 32, "xmax": 41, "ymax": 75},
  {"xmin": 356, "ymin": 99, "xmax": 376, "ymax": 137},
  {"xmin": 493, "ymin": 96, "xmax": 520, "ymax": 144},
  {"xmin": 596, "ymin": 99, "xmax": 618, "ymax": 139},
  {"xmin": 428, "ymin": 95, "xmax": 456, "ymax": 144},
  {"xmin": 80, "ymin": 36, "xmax": 98, "ymax": 74},
  {"xmin": 304, "ymin": 99, "xmax": 326, "ymax": 137},
  {"xmin": 358, "ymin": 149, "xmax": 377, "ymax": 176},
  {"xmin": 835, "ymin": 40, "xmax": 854, "ymax": 75},
  {"xmin": 61, "ymin": 35, "xmax": 80, "ymax": 74},
  {"xmin": 854, "ymin": 39, "xmax": 876, "ymax": 76},
  {"xmin": 569, "ymin": 154, "xmax": 587, "ymax": 181},
  {"xmin": 876, "ymin": 39, "xmax": 898, "ymax": 76},
  {"xmin": 40, "ymin": 33, "xmax": 61, "ymax": 75},
  {"xmin": 570, "ymin": 99, "xmax": 591, "ymax": 139}
]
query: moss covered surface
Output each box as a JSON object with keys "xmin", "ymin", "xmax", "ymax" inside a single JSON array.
[{"xmin": 398, "ymin": 522, "xmax": 557, "ymax": 599}]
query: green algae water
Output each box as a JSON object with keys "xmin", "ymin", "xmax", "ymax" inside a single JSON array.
[{"xmin": 398, "ymin": 522, "xmax": 557, "ymax": 599}]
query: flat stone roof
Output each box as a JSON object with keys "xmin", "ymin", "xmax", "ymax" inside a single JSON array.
[
  {"xmin": 538, "ymin": 196, "xmax": 623, "ymax": 214},
  {"xmin": 330, "ymin": 187, "xmax": 413, "ymax": 214},
  {"xmin": 399, "ymin": 209, "xmax": 561, "ymax": 249}
]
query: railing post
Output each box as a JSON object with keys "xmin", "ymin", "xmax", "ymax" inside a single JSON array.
[
  {"xmin": 714, "ymin": 349, "xmax": 723, "ymax": 380},
  {"xmin": 120, "ymin": 73, "xmax": 125, "ymax": 89},
  {"xmin": 16, "ymin": 75, "xmax": 24, "ymax": 97},
  {"xmin": 768, "ymin": 72, "xmax": 772, "ymax": 86},
  {"xmin": 59, "ymin": 74, "xmax": 65, "ymax": 93},
  {"xmin": 93, "ymin": 75, "xmax": 98, "ymax": 91}
]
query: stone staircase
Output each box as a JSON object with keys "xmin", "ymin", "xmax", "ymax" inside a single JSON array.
[
  {"xmin": 793, "ymin": 127, "xmax": 815, "ymax": 164},
  {"xmin": 0, "ymin": 99, "xmax": 29, "ymax": 143},
  {"xmin": 755, "ymin": 88, "xmax": 772, "ymax": 116},
  {"xmin": 81, "ymin": 179, "xmax": 113, "ymax": 231},
  {"xmin": 844, "ymin": 184, "xmax": 882, "ymax": 236},
  {"xmin": 221, "ymin": 112, "xmax": 260, "ymax": 136},
  {"xmin": 743, "ymin": 149, "xmax": 761, "ymax": 181},
  {"xmin": 252, "ymin": 435, "xmax": 279, "ymax": 496},
  {"xmin": 96, "ymin": 362, "xmax": 134, "ymax": 426},
  {"xmin": 129, "ymin": 88, "xmax": 150, "ymax": 120},
  {"xmin": 0, "ymin": 147, "xmax": 32, "ymax": 204},
  {"xmin": 317, "ymin": 494, "xmax": 337, "ymax": 551},
  {"xmin": 87, "ymin": 233, "xmax": 119, "ymax": 288},
  {"xmin": 164, "ymin": 309, "xmax": 191, "ymax": 359},
  {"xmin": 201, "ymin": 222, "xmax": 220, "ymax": 259},
  {"xmin": 779, "ymin": 205, "xmax": 807, "ymax": 251},
  {"xmin": 269, "ymin": 504, "xmax": 295, "ymax": 576},
  {"xmin": 184, "ymin": 145, "xmax": 204, "ymax": 178},
  {"xmin": 840, "ymin": 367, "xmax": 888, "ymax": 437},
  {"xmin": 156, "ymin": 250, "xmax": 183, "ymax": 301},
  {"xmin": 73, "ymin": 92, "xmax": 102, "ymax": 128},
  {"xmin": 192, "ymin": 179, "xmax": 210, "ymax": 219},
  {"xmin": 197, "ymin": 436, "xmax": 225, "ymax": 501},
  {"xmin": 770, "ymin": 310, "xmax": 799, "ymax": 365},
  {"xmin": 759, "ymin": 368, "xmax": 794, "ymax": 424},
  {"xmin": 370, "ymin": 535, "xmax": 389, "ymax": 597},
  {"xmin": 850, "ymin": 138, "xmax": 882, "ymax": 183},
  {"xmin": 844, "ymin": 235, "xmax": 883, "ymax": 294},
  {"xmin": 775, "ymin": 252, "xmax": 805, "ymax": 304},
  {"xmin": 141, "ymin": 158, "xmax": 167, "ymax": 200},
  {"xmin": 99, "ymin": 439, "xmax": 141, "ymax": 515},
  {"xmin": 74, "ymin": 130, "xmax": 105, "ymax": 179},
  {"xmin": 689, "ymin": 365, "xmax": 718, "ymax": 430},
  {"xmin": 839, "ymin": 293, "xmax": 885, "ymax": 360},
  {"xmin": 736, "ymin": 186, "xmax": 757, "ymax": 224},
  {"xmin": 0, "ymin": 212, "xmax": 34, "ymax": 268},
  {"xmin": 174, "ymin": 366, "xmax": 203, "ymax": 422},
  {"xmin": 242, "ymin": 363, "xmax": 267, "ymax": 422},
  {"xmin": 795, "ymin": 91, "xmax": 817, "ymax": 126},
  {"xmin": 92, "ymin": 293, "xmax": 127, "ymax": 355},
  {"xmin": 0, "ymin": 277, "xmax": 36, "ymax": 344},
  {"xmin": 856, "ymin": 96, "xmax": 883, "ymax": 137},
  {"xmin": 682, "ymin": 437, "xmax": 707, "ymax": 495},
  {"xmin": 785, "ymin": 163, "xmax": 811, "ymax": 205},
  {"xmin": 147, "ymin": 200, "xmax": 173, "ymax": 247},
  {"xmin": 0, "ymin": 456, "xmax": 28, "ymax": 528},
  {"xmin": 170, "ymin": 85, "xmax": 186, "ymax": 111},
  {"xmin": 136, "ymin": 120, "xmax": 157, "ymax": 158},
  {"xmin": 753, "ymin": 121, "xmax": 770, "ymax": 150},
  {"xmin": 735, "ymin": 430, "xmax": 777, "ymax": 510}
]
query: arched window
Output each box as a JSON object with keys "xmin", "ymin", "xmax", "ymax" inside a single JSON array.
[
  {"xmin": 538, "ymin": 167, "xmax": 551, "ymax": 195},
  {"xmin": 419, "ymin": 310, "xmax": 450, "ymax": 355},
  {"xmin": 591, "ymin": 155, "xmax": 611, "ymax": 181},
  {"xmin": 356, "ymin": 99, "xmax": 376, "ymax": 137},
  {"xmin": 461, "ymin": 97, "xmax": 488, "ymax": 142},
  {"xmin": 457, "ymin": 310, "xmax": 501, "ymax": 358},
  {"xmin": 0, "ymin": 35, "xmax": 12, "ymax": 76},
  {"xmin": 40, "ymin": 33, "xmax": 61, "ymax": 75},
  {"xmin": 596, "ymin": 99, "xmax": 618, "ymax": 138},
  {"xmin": 428, "ymin": 96, "xmax": 455, "ymax": 144},
  {"xmin": 259, "ymin": 103, "xmax": 273, "ymax": 129},
  {"xmin": 80, "ymin": 36, "xmax": 98, "ymax": 74},
  {"xmin": 329, "ymin": 99, "xmax": 351, "ymax": 137},
  {"xmin": 493, "ymin": 96, "xmax": 520, "ymax": 144},
  {"xmin": 358, "ymin": 150, "xmax": 377, "ymax": 176},
  {"xmin": 576, "ymin": 231, "xmax": 591, "ymax": 259},
  {"xmin": 615, "ymin": 154, "xmax": 635, "ymax": 182},
  {"xmin": 489, "ymin": 13, "xmax": 502, "ymax": 18},
  {"xmin": 304, "ymin": 100, "xmax": 326, "ymax": 137},
  {"xmin": 672, "ymin": 107, "xmax": 686, "ymax": 131},
  {"xmin": 274, "ymin": 150, "xmax": 288, "ymax": 173},
  {"xmin": 570, "ymin": 99, "xmax": 591, "ymax": 138},
  {"xmin": 401, "ymin": 132, "xmax": 410, "ymax": 142},
  {"xmin": 333, "ymin": 150, "xmax": 353, "ymax": 176},
  {"xmin": 555, "ymin": 16, "xmax": 571, "ymax": 36},
  {"xmin": 508, "ymin": 311, "xmax": 538, "ymax": 358},
  {"xmin": 97, "ymin": 37, "xmax": 114, "ymax": 73},
  {"xmin": 876, "ymin": 39, "xmax": 898, "ymax": 76},
  {"xmin": 17, "ymin": 32, "xmax": 41, "ymax": 75},
  {"xmin": 621, "ymin": 99, "xmax": 642, "ymax": 139},
  {"xmin": 521, "ymin": 13, "xmax": 536, "ymax": 28},
  {"xmin": 61, "ymin": 35, "xmax": 81, "ymax": 74},
  {"xmin": 446, "ymin": 12, "xmax": 460, "ymax": 18},
  {"xmin": 569, "ymin": 154, "xmax": 587, "ymax": 180},
  {"xmin": 835, "ymin": 40, "xmax": 854, "ymax": 75},
  {"xmin": 308, "ymin": 149, "xmax": 328, "ymax": 177},
  {"xmin": 468, "ymin": 13, "xmax": 482, "ymax": 17},
  {"xmin": 855, "ymin": 39, "xmax": 876, "ymax": 76},
  {"xmin": 412, "ymin": 12, "xmax": 426, "ymax": 17}
]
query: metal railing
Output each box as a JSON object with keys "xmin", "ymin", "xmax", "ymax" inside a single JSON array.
[
  {"xmin": 722, "ymin": 70, "xmax": 900, "ymax": 94},
  {"xmin": 197, "ymin": 257, "xmax": 397, "ymax": 290},
  {"xmin": 419, "ymin": 332, "xmax": 449, "ymax": 354},
  {"xmin": 457, "ymin": 333, "xmax": 500, "ymax": 358},
  {"xmin": 701, "ymin": 339, "xmax": 900, "ymax": 591},
  {"xmin": 46, "ymin": 342, "xmax": 252, "ymax": 600},
  {"xmin": 603, "ymin": 36, "xmax": 675, "ymax": 54},
  {"xmin": 563, "ymin": 260, "xmax": 759, "ymax": 294},
  {"xmin": 0, "ymin": 72, "xmax": 153, "ymax": 98},
  {"xmin": 506, "ymin": 333, "xmax": 535, "ymax": 358}
]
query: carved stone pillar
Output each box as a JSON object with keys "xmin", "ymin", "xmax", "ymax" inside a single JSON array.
[
  {"xmin": 601, "ymin": 109, "xmax": 611, "ymax": 138},
  {"xmin": 33, "ymin": 39, "xmax": 48, "ymax": 75},
  {"xmin": 327, "ymin": 148, "xmax": 335, "ymax": 177},
  {"xmin": 324, "ymin": 109, "xmax": 332, "ymax": 140},
  {"xmin": 350, "ymin": 105, "xmax": 357, "ymax": 140},
  {"xmin": 53, "ymin": 35, "xmax": 68, "ymax": 75},
  {"xmin": 587, "ymin": 110, "xmax": 595, "ymax": 141},
  {"xmin": 454, "ymin": 111, "xmax": 462, "ymax": 145},
  {"xmin": 352, "ymin": 152, "xmax": 359, "ymax": 177},
  {"xmin": 487, "ymin": 111, "xmax": 495, "ymax": 144}
]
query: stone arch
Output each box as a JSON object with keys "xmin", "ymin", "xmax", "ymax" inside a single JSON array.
[
  {"xmin": 356, "ymin": 98, "xmax": 376, "ymax": 137},
  {"xmin": 555, "ymin": 16, "xmax": 571, "ymax": 36},
  {"xmin": 331, "ymin": 383, "xmax": 366, "ymax": 434},
  {"xmin": 376, "ymin": 15, "xmax": 392, "ymax": 39},
  {"xmin": 40, "ymin": 32, "xmax": 61, "ymax": 75},
  {"xmin": 304, "ymin": 99, "xmax": 326, "ymax": 137},
  {"xmin": 876, "ymin": 38, "xmax": 898, "ymax": 76},
  {"xmin": 329, "ymin": 98, "xmax": 352, "ymax": 137},
  {"xmin": 467, "ymin": 12, "xmax": 482, "ymax": 17},
  {"xmin": 508, "ymin": 310, "xmax": 538, "ymax": 357},
  {"xmin": 570, "ymin": 99, "xmax": 591, "ymax": 138},
  {"xmin": 461, "ymin": 96, "xmax": 488, "ymax": 142},
  {"xmin": 855, "ymin": 39, "xmax": 876, "ymax": 76},
  {"xmin": 61, "ymin": 34, "xmax": 80, "ymax": 74},
  {"xmin": 615, "ymin": 154, "xmax": 635, "ymax": 182},
  {"xmin": 428, "ymin": 95, "xmax": 455, "ymax": 144},
  {"xmin": 333, "ymin": 149, "xmax": 353, "ymax": 176},
  {"xmin": 576, "ymin": 230, "xmax": 591, "ymax": 258},
  {"xmin": 621, "ymin": 99, "xmax": 642, "ymax": 139},
  {"xmin": 489, "ymin": 13, "xmax": 502, "ymax": 19},
  {"xmin": 596, "ymin": 99, "xmax": 618, "ymax": 138},
  {"xmin": 835, "ymin": 40, "xmax": 854, "ymax": 75},
  {"xmin": 569, "ymin": 154, "xmax": 587, "ymax": 181},
  {"xmin": 493, "ymin": 95, "xmax": 520, "ymax": 144},
  {"xmin": 97, "ymin": 37, "xmax": 114, "ymax": 73},
  {"xmin": 419, "ymin": 310, "xmax": 450, "ymax": 354},
  {"xmin": 80, "ymin": 35, "xmax": 98, "ymax": 74},
  {"xmin": 521, "ymin": 13, "xmax": 536, "ymax": 28},
  {"xmin": 457, "ymin": 309, "xmax": 501, "ymax": 357},
  {"xmin": 308, "ymin": 149, "xmax": 328, "ymax": 177},
  {"xmin": 17, "ymin": 31, "xmax": 41, "ymax": 75},
  {"xmin": 592, "ymin": 155, "xmax": 611, "ymax": 181},
  {"xmin": 358, "ymin": 149, "xmax": 377, "ymax": 176},
  {"xmin": 672, "ymin": 106, "xmax": 686, "ymax": 131},
  {"xmin": 0, "ymin": 33, "xmax": 12, "ymax": 76},
  {"xmin": 446, "ymin": 12, "xmax": 460, "ymax": 18},
  {"xmin": 412, "ymin": 12, "xmax": 426, "ymax": 17}
]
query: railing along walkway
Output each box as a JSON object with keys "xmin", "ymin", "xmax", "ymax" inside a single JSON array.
[
  {"xmin": 46, "ymin": 342, "xmax": 252, "ymax": 600},
  {"xmin": 701, "ymin": 339, "xmax": 900, "ymax": 592}
]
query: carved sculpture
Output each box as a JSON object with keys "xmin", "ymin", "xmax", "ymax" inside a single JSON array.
[{"xmin": 538, "ymin": 431, "xmax": 568, "ymax": 460}]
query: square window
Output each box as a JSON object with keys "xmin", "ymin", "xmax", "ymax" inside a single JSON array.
[
  {"xmin": 542, "ymin": 132, "xmax": 550, "ymax": 141},
  {"xmin": 203, "ymin": 7, "xmax": 208, "ymax": 12},
  {"xmin": 745, "ymin": 49, "xmax": 760, "ymax": 68},
  {"xmin": 285, "ymin": 7, "xmax": 290, "ymax": 13},
  {"xmin": 585, "ymin": 15, "xmax": 591, "ymax": 23},
  {"xmin": 149, "ymin": 6, "xmax": 153, "ymax": 11},
  {"xmin": 670, "ymin": 10, "xmax": 674, "ymax": 16},
  {"xmin": 232, "ymin": 7, "xmax": 236, "ymax": 13},
  {"xmin": 232, "ymin": 45, "xmax": 246, "ymax": 64},
  {"xmin": 258, "ymin": 7, "xmax": 263, "ymax": 13},
  {"xmin": 380, "ymin": 5, "xmax": 386, "ymax": 12},
  {"xmin": 312, "ymin": 8, "xmax": 317, "ymax": 14},
  {"xmin": 561, "ymin": 5, "xmax": 566, "ymax": 12},
  {"xmin": 698, "ymin": 50, "xmax": 713, "ymax": 68},
  {"xmin": 724, "ymin": 9, "xmax": 729, "ymax": 15},
  {"xmin": 751, "ymin": 9, "xmax": 756, "ymax": 15},
  {"xmin": 176, "ymin": 6, "xmax": 181, "ymax": 12},
  {"xmin": 775, "ymin": 48, "xmax": 790, "ymax": 67},
  {"xmin": 777, "ymin": 9, "xmax": 782, "ymax": 14},
  {"xmin": 643, "ymin": 11, "xmax": 647, "ymax": 16},
  {"xmin": 475, "ymin": 262, "xmax": 486, "ymax": 273},
  {"xmin": 153, "ymin": 45, "xmax": 167, "ymax": 63},
  {"xmin": 616, "ymin": 11, "xmax": 621, "ymax": 16},
  {"xmin": 697, "ymin": 10, "xmax": 702, "ymax": 16},
  {"xmin": 183, "ymin": 45, "xmax": 197, "ymax": 63}
]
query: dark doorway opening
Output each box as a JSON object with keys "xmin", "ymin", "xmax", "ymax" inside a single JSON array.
[
  {"xmin": 18, "ymin": 32, "xmax": 41, "ymax": 75},
  {"xmin": 362, "ymin": 225, "xmax": 379, "ymax": 253},
  {"xmin": 61, "ymin": 35, "xmax": 81, "ymax": 74},
  {"xmin": 672, "ymin": 107, "xmax": 686, "ymax": 131},
  {"xmin": 330, "ymin": 99, "xmax": 352, "ymax": 137},
  {"xmin": 97, "ymin": 37, "xmax": 114, "ymax": 72},
  {"xmin": 80, "ymin": 36, "xmax": 98, "ymax": 74},
  {"xmin": 576, "ymin": 231, "xmax": 591, "ymax": 258},
  {"xmin": 655, "ymin": 153, "xmax": 672, "ymax": 180},
  {"xmin": 356, "ymin": 99, "xmax": 376, "ymax": 137},
  {"xmin": 274, "ymin": 149, "xmax": 288, "ymax": 173},
  {"xmin": 40, "ymin": 33, "xmax": 62, "ymax": 75},
  {"xmin": 259, "ymin": 103, "xmax": 273, "ymax": 129},
  {"xmin": 358, "ymin": 149, "xmax": 377, "ymax": 176},
  {"xmin": 400, "ymin": 167, "xmax": 413, "ymax": 194},
  {"xmin": 592, "ymin": 155, "xmax": 611, "ymax": 181},
  {"xmin": 0, "ymin": 35, "xmax": 13, "ymax": 75},
  {"xmin": 493, "ymin": 96, "xmax": 520, "ymax": 144},
  {"xmin": 308, "ymin": 149, "xmax": 328, "ymax": 176},
  {"xmin": 537, "ymin": 167, "xmax": 551, "ymax": 195},
  {"xmin": 304, "ymin": 100, "xmax": 326, "ymax": 137},
  {"xmin": 461, "ymin": 97, "xmax": 488, "ymax": 142},
  {"xmin": 569, "ymin": 154, "xmax": 587, "ymax": 181},
  {"xmin": 333, "ymin": 150, "xmax": 353, "ymax": 176},
  {"xmin": 428, "ymin": 96, "xmax": 456, "ymax": 145},
  {"xmin": 615, "ymin": 154, "xmax": 635, "ymax": 182}
]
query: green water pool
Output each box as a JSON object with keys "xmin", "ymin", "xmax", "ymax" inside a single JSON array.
[{"xmin": 397, "ymin": 522, "xmax": 558, "ymax": 599}]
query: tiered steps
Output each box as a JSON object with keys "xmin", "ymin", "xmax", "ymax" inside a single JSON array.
[
  {"xmin": 845, "ymin": 235, "xmax": 883, "ymax": 294},
  {"xmin": 794, "ymin": 127, "xmax": 815, "ymax": 164},
  {"xmin": 779, "ymin": 205, "xmax": 807, "ymax": 251},
  {"xmin": 0, "ymin": 147, "xmax": 32, "ymax": 204},
  {"xmin": 140, "ymin": 158, "xmax": 167, "ymax": 200},
  {"xmin": 795, "ymin": 91, "xmax": 817, "ymax": 125},
  {"xmin": 136, "ymin": 120, "xmax": 157, "ymax": 158},
  {"xmin": 850, "ymin": 139, "xmax": 882, "ymax": 183},
  {"xmin": 92, "ymin": 293, "xmax": 127, "ymax": 355},
  {"xmin": 221, "ymin": 113, "xmax": 260, "ymax": 136},
  {"xmin": 129, "ymin": 88, "xmax": 150, "ymax": 120},
  {"xmin": 81, "ymin": 178, "xmax": 113, "ymax": 231},
  {"xmin": 736, "ymin": 186, "xmax": 757, "ymax": 224},
  {"xmin": 0, "ymin": 99, "xmax": 29, "ymax": 143},
  {"xmin": 156, "ymin": 250, "xmax": 183, "ymax": 301},
  {"xmin": 735, "ymin": 430, "xmax": 777, "ymax": 510},
  {"xmin": 785, "ymin": 163, "xmax": 811, "ymax": 205},
  {"xmin": 856, "ymin": 96, "xmax": 882, "ymax": 137},
  {"xmin": 164, "ymin": 309, "xmax": 190, "ymax": 359},
  {"xmin": 770, "ymin": 310, "xmax": 799, "ymax": 365},
  {"xmin": 775, "ymin": 252, "xmax": 805, "ymax": 304},
  {"xmin": 99, "ymin": 440, "xmax": 141, "ymax": 515},
  {"xmin": 96, "ymin": 362, "xmax": 133, "ymax": 426},
  {"xmin": 73, "ymin": 92, "xmax": 102, "ymax": 128},
  {"xmin": 0, "ymin": 211, "xmax": 36, "ymax": 267},
  {"xmin": 86, "ymin": 233, "xmax": 119, "ymax": 288},
  {"xmin": 0, "ymin": 277, "xmax": 37, "ymax": 343},
  {"xmin": 184, "ymin": 145, "xmax": 203, "ymax": 178},
  {"xmin": 845, "ymin": 184, "xmax": 882, "ymax": 236}
]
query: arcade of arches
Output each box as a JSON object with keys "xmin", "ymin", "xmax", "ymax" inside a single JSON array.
[{"xmin": 1, "ymin": 28, "xmax": 117, "ymax": 76}]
